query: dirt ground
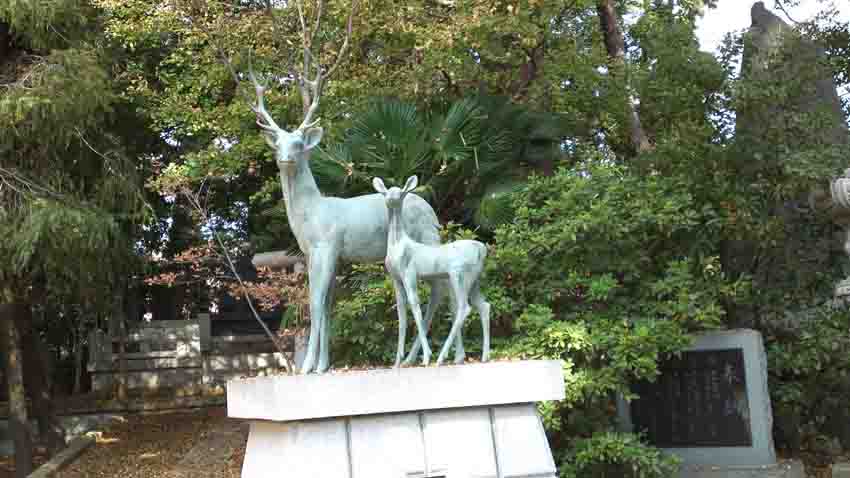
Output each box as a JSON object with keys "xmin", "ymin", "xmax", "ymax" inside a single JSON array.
[{"xmin": 1, "ymin": 407, "xmax": 246, "ymax": 478}]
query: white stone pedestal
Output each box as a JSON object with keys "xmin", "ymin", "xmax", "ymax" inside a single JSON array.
[{"xmin": 227, "ymin": 360, "xmax": 565, "ymax": 478}]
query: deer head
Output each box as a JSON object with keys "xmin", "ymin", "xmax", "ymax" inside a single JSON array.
[
  {"xmin": 248, "ymin": 0, "xmax": 358, "ymax": 171},
  {"xmin": 249, "ymin": 66, "xmax": 323, "ymax": 170},
  {"xmin": 373, "ymin": 176, "xmax": 418, "ymax": 209}
]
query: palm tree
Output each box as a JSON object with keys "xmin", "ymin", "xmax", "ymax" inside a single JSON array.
[{"xmin": 313, "ymin": 94, "xmax": 569, "ymax": 229}]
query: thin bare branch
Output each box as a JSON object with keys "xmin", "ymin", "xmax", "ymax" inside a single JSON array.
[
  {"xmin": 310, "ymin": 0, "xmax": 325, "ymax": 54},
  {"xmin": 323, "ymin": 0, "xmax": 359, "ymax": 85},
  {"xmin": 774, "ymin": 0, "xmax": 802, "ymax": 25},
  {"xmin": 176, "ymin": 0, "xmax": 255, "ymax": 105},
  {"xmin": 296, "ymin": 0, "xmax": 359, "ymax": 130},
  {"xmin": 179, "ymin": 185, "xmax": 294, "ymax": 373}
]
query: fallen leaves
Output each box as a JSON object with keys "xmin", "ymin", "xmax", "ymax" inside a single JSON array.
[{"xmin": 53, "ymin": 407, "xmax": 245, "ymax": 478}]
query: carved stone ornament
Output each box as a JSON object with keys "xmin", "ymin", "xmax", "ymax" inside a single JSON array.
[{"xmin": 831, "ymin": 169, "xmax": 850, "ymax": 210}]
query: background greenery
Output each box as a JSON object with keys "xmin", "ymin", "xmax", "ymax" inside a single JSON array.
[{"xmin": 2, "ymin": 0, "xmax": 850, "ymax": 476}]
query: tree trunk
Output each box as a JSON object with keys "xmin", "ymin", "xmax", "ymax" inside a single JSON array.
[
  {"xmin": 17, "ymin": 312, "xmax": 65, "ymax": 455},
  {"xmin": 0, "ymin": 22, "xmax": 11, "ymax": 65},
  {"xmin": 0, "ymin": 305, "xmax": 33, "ymax": 478},
  {"xmin": 72, "ymin": 322, "xmax": 83, "ymax": 395},
  {"xmin": 111, "ymin": 299, "xmax": 129, "ymax": 401},
  {"xmin": 596, "ymin": 0, "xmax": 652, "ymax": 155}
]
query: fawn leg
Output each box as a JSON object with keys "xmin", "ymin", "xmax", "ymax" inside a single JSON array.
[
  {"xmin": 403, "ymin": 274, "xmax": 432, "ymax": 365},
  {"xmin": 392, "ymin": 279, "xmax": 409, "ymax": 367},
  {"xmin": 403, "ymin": 279, "xmax": 445, "ymax": 365},
  {"xmin": 437, "ymin": 272, "xmax": 470, "ymax": 366}
]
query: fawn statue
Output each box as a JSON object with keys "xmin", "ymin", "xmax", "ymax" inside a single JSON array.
[{"xmin": 374, "ymin": 175, "xmax": 491, "ymax": 366}]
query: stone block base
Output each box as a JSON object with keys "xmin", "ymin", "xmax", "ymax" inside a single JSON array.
[
  {"xmin": 677, "ymin": 460, "xmax": 804, "ymax": 478},
  {"xmin": 242, "ymin": 404, "xmax": 556, "ymax": 478},
  {"xmin": 228, "ymin": 360, "xmax": 565, "ymax": 478},
  {"xmin": 834, "ymin": 462, "xmax": 850, "ymax": 478}
]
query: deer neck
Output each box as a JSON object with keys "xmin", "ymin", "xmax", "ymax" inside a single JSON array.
[
  {"xmin": 279, "ymin": 154, "xmax": 321, "ymax": 232},
  {"xmin": 386, "ymin": 204, "xmax": 408, "ymax": 249}
]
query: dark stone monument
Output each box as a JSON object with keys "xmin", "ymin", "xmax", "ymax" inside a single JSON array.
[
  {"xmin": 617, "ymin": 329, "xmax": 804, "ymax": 478},
  {"xmin": 631, "ymin": 349, "xmax": 751, "ymax": 448}
]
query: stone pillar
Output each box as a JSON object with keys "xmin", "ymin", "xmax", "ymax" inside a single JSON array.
[
  {"xmin": 197, "ymin": 313, "xmax": 211, "ymax": 352},
  {"xmin": 830, "ymin": 170, "xmax": 850, "ymax": 302}
]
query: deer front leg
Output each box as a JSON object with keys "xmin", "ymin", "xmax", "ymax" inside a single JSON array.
[
  {"xmin": 391, "ymin": 278, "xmax": 409, "ymax": 367},
  {"xmin": 301, "ymin": 246, "xmax": 337, "ymax": 374},
  {"xmin": 316, "ymin": 269, "xmax": 338, "ymax": 374},
  {"xmin": 403, "ymin": 279, "xmax": 445, "ymax": 366},
  {"xmin": 402, "ymin": 272, "xmax": 432, "ymax": 365}
]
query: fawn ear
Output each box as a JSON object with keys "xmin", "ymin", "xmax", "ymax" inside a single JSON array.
[
  {"xmin": 302, "ymin": 126, "xmax": 323, "ymax": 151},
  {"xmin": 372, "ymin": 177, "xmax": 388, "ymax": 194},
  {"xmin": 403, "ymin": 175, "xmax": 418, "ymax": 193}
]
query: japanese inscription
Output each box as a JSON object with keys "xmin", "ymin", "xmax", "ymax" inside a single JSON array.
[{"xmin": 630, "ymin": 348, "xmax": 752, "ymax": 448}]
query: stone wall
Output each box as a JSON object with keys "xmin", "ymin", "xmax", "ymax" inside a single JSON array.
[{"xmin": 88, "ymin": 314, "xmax": 299, "ymax": 396}]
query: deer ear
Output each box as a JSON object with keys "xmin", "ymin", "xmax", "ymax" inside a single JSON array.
[
  {"xmin": 403, "ymin": 175, "xmax": 418, "ymax": 193},
  {"xmin": 372, "ymin": 177, "xmax": 388, "ymax": 194},
  {"xmin": 302, "ymin": 127, "xmax": 323, "ymax": 151}
]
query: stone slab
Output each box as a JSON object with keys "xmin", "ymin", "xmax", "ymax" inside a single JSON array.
[
  {"xmin": 26, "ymin": 435, "xmax": 95, "ymax": 478},
  {"xmin": 227, "ymin": 360, "xmax": 564, "ymax": 422},
  {"xmin": 834, "ymin": 462, "xmax": 850, "ymax": 478},
  {"xmin": 618, "ymin": 329, "xmax": 775, "ymax": 467},
  {"xmin": 240, "ymin": 403, "xmax": 557, "ymax": 478},
  {"xmin": 676, "ymin": 460, "xmax": 804, "ymax": 478}
]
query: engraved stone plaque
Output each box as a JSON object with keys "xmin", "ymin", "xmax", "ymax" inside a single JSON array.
[{"xmin": 630, "ymin": 348, "xmax": 752, "ymax": 448}]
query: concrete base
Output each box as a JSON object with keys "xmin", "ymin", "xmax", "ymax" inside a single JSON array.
[
  {"xmin": 676, "ymin": 460, "xmax": 805, "ymax": 478},
  {"xmin": 834, "ymin": 462, "xmax": 850, "ymax": 478},
  {"xmin": 228, "ymin": 360, "xmax": 565, "ymax": 478},
  {"xmin": 242, "ymin": 404, "xmax": 556, "ymax": 478}
]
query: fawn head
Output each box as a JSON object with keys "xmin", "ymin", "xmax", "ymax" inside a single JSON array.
[{"xmin": 373, "ymin": 175, "xmax": 418, "ymax": 209}]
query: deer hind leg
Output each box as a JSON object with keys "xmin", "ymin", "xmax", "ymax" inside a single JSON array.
[
  {"xmin": 392, "ymin": 278, "xmax": 409, "ymax": 368},
  {"xmin": 470, "ymin": 279, "xmax": 491, "ymax": 362},
  {"xmin": 449, "ymin": 288, "xmax": 465, "ymax": 364},
  {"xmin": 453, "ymin": 322, "xmax": 465, "ymax": 364},
  {"xmin": 453, "ymin": 271, "xmax": 477, "ymax": 364},
  {"xmin": 301, "ymin": 246, "xmax": 337, "ymax": 375},
  {"xmin": 437, "ymin": 271, "xmax": 471, "ymax": 366},
  {"xmin": 403, "ymin": 278, "xmax": 446, "ymax": 366}
]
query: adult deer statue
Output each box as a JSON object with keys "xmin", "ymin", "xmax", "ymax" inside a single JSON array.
[{"xmin": 248, "ymin": 0, "xmax": 445, "ymax": 373}]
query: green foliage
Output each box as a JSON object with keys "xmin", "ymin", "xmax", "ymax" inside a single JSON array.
[
  {"xmin": 0, "ymin": 49, "xmax": 114, "ymax": 152},
  {"xmin": 488, "ymin": 161, "xmax": 738, "ymax": 327},
  {"xmin": 0, "ymin": 0, "xmax": 151, "ymax": 304},
  {"xmin": 0, "ymin": 0, "xmax": 91, "ymax": 50},
  {"xmin": 331, "ymin": 263, "xmax": 399, "ymax": 366},
  {"xmin": 560, "ymin": 432, "xmax": 680, "ymax": 478},
  {"xmin": 766, "ymin": 305, "xmax": 850, "ymax": 451}
]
